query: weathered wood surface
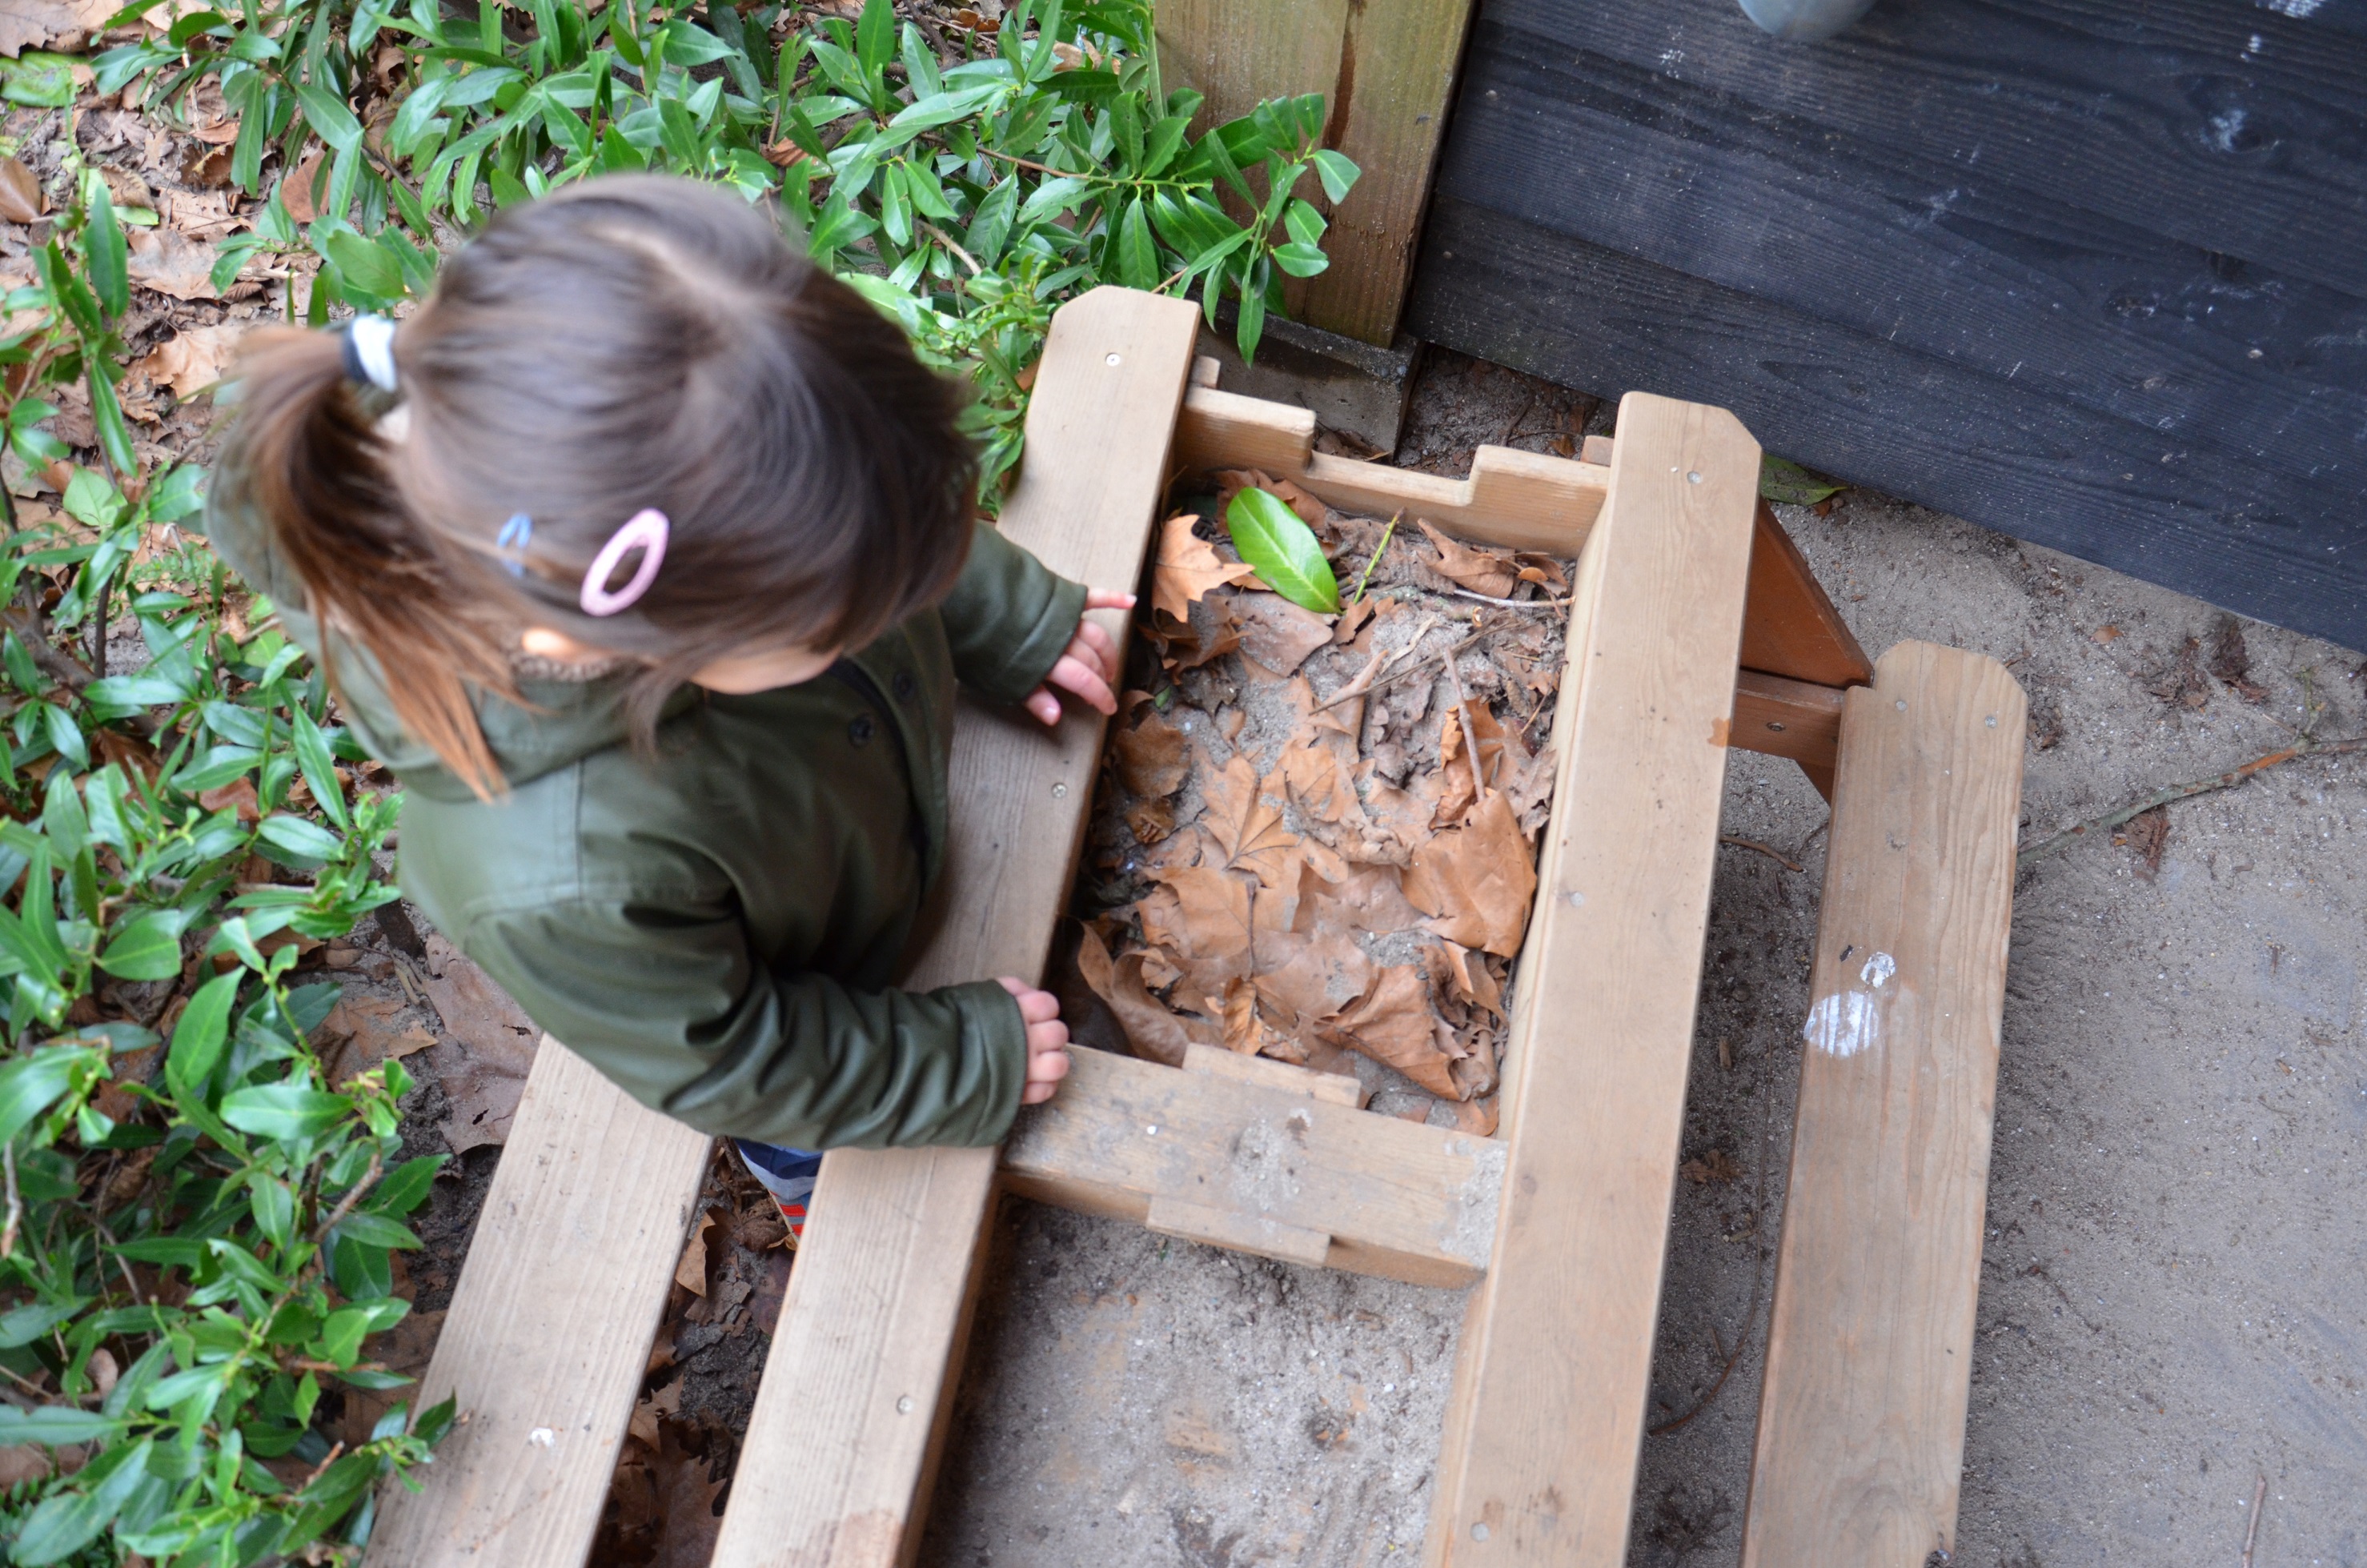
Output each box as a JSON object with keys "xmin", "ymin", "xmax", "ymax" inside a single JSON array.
[
  {"xmin": 1425, "ymin": 391, "xmax": 1759, "ymax": 1565},
  {"xmin": 1173, "ymin": 384, "xmax": 1607, "ymax": 554},
  {"xmin": 1001, "ymin": 1045, "xmax": 1504, "ymax": 1289},
  {"xmin": 365, "ymin": 1044, "xmax": 712, "ymax": 1568},
  {"xmin": 1731, "ymin": 668, "xmax": 1845, "ymax": 776},
  {"xmin": 1155, "ymin": 0, "xmax": 1473, "ymax": 344},
  {"xmin": 709, "ymin": 287, "xmax": 1205, "ymax": 1568},
  {"xmin": 1742, "ymin": 641, "xmax": 2025, "ymax": 1566},
  {"xmin": 1406, "ymin": 0, "xmax": 2367, "ymax": 652}
]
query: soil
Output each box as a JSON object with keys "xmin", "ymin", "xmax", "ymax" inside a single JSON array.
[{"xmin": 912, "ymin": 351, "xmax": 2367, "ymax": 1568}]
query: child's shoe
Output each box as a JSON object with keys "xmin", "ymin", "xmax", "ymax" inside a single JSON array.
[{"xmin": 732, "ymin": 1139, "xmax": 822, "ymax": 1245}]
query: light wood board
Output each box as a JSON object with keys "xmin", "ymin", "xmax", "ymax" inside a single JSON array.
[
  {"xmin": 1001, "ymin": 1044, "xmax": 1502, "ymax": 1289},
  {"xmin": 1425, "ymin": 391, "xmax": 1759, "ymax": 1566},
  {"xmin": 1173, "ymin": 384, "xmax": 1607, "ymax": 554},
  {"xmin": 709, "ymin": 286, "xmax": 1205, "ymax": 1568},
  {"xmin": 1739, "ymin": 641, "xmax": 2025, "ymax": 1567},
  {"xmin": 363, "ymin": 1041, "xmax": 712, "ymax": 1568}
]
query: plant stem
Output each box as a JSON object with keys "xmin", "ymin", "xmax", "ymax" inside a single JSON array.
[
  {"xmin": 1350, "ymin": 513, "xmax": 1396, "ymax": 605},
  {"xmin": 2, "ymin": 1143, "xmax": 19, "ymax": 1261}
]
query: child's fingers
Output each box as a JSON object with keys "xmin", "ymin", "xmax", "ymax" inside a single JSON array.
[
  {"xmin": 993, "ymin": 980, "xmax": 1062, "ymax": 1025},
  {"xmin": 1021, "ymin": 684, "xmax": 1062, "ymax": 726},
  {"xmin": 1026, "ymin": 1041, "xmax": 1071, "ymax": 1081},
  {"xmin": 1083, "ymin": 590, "xmax": 1136, "ymax": 612},
  {"xmin": 1048, "ymin": 655, "xmax": 1117, "ymax": 715}
]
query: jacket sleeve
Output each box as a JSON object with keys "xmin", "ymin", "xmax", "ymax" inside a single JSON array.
[
  {"xmin": 935, "ymin": 521, "xmax": 1089, "ymax": 707},
  {"xmin": 453, "ymin": 892, "xmax": 1032, "ymax": 1149}
]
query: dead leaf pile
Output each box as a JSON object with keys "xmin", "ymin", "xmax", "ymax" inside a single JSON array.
[{"xmin": 1076, "ymin": 479, "xmax": 1575, "ymax": 1121}]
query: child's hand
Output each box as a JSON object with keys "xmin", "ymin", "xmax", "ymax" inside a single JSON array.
[
  {"xmin": 1021, "ymin": 591, "xmax": 1135, "ymax": 727},
  {"xmin": 998, "ymin": 976, "xmax": 1072, "ymax": 1105}
]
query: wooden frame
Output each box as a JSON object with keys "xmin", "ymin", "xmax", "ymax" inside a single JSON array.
[{"xmin": 365, "ymin": 288, "xmax": 2023, "ymax": 1568}]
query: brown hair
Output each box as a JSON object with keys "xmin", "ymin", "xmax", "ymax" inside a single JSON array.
[{"xmin": 222, "ymin": 173, "xmax": 978, "ymax": 798}]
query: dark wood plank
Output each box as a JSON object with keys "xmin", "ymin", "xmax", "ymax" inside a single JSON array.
[
  {"xmin": 1434, "ymin": 13, "xmax": 2367, "ymax": 487},
  {"xmin": 1743, "ymin": 641, "xmax": 2026, "ymax": 1566},
  {"xmin": 1478, "ymin": 0, "xmax": 2367, "ymax": 299},
  {"xmin": 1406, "ymin": 196, "xmax": 2367, "ymax": 652},
  {"xmin": 1743, "ymin": 502, "xmax": 1874, "ymax": 690}
]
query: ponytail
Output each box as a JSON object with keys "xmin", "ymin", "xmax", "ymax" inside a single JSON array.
[{"xmin": 224, "ymin": 326, "xmax": 519, "ymax": 800}]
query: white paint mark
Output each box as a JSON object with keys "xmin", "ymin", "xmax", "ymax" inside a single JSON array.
[
  {"xmin": 528, "ymin": 1427, "xmax": 556, "ymax": 1448},
  {"xmin": 2261, "ymin": 0, "xmax": 2320, "ymax": 15},
  {"xmin": 1860, "ymin": 951, "xmax": 1897, "ymax": 989},
  {"xmin": 1803, "ymin": 991, "xmax": 1880, "ymax": 1057}
]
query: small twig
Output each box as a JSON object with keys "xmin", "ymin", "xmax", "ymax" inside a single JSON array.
[
  {"xmin": 2241, "ymin": 1474, "xmax": 2266, "ymax": 1568},
  {"xmin": 1447, "ymin": 587, "xmax": 1571, "ymax": 610},
  {"xmin": 295, "ymin": 1441, "xmax": 346, "ymax": 1494},
  {"xmin": 979, "ymin": 146, "xmax": 1079, "ymax": 178},
  {"xmin": 2017, "ymin": 732, "xmax": 2367, "ymax": 871},
  {"xmin": 308, "ymin": 1151, "xmax": 384, "ymax": 1245},
  {"xmin": 1350, "ymin": 513, "xmax": 1398, "ymax": 605},
  {"xmin": 1313, "ymin": 621, "xmax": 1486, "ymax": 714},
  {"xmin": 2, "ymin": 1144, "xmax": 19, "ymax": 1262},
  {"xmin": 1443, "ymin": 649, "xmax": 1492, "ymax": 796},
  {"xmin": 1719, "ymin": 834, "xmax": 1803, "ymax": 872},
  {"xmin": 0, "ymin": 1361, "xmax": 45, "ymax": 1400},
  {"xmin": 916, "ymin": 219, "xmax": 981, "ymax": 275}
]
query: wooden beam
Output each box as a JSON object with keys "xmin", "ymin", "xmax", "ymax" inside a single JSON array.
[
  {"xmin": 708, "ymin": 287, "xmax": 1205, "ymax": 1568},
  {"xmin": 1740, "ymin": 642, "xmax": 2025, "ymax": 1568},
  {"xmin": 1731, "ymin": 668, "xmax": 1845, "ymax": 773},
  {"xmin": 1425, "ymin": 392, "xmax": 1759, "ymax": 1566},
  {"xmin": 1181, "ymin": 1038, "xmax": 1362, "ymax": 1106},
  {"xmin": 1001, "ymin": 1045, "xmax": 1502, "ymax": 1289},
  {"xmin": 364, "ymin": 1044, "xmax": 711, "ymax": 1568},
  {"xmin": 1173, "ymin": 385, "xmax": 1607, "ymax": 554},
  {"xmin": 1742, "ymin": 499, "xmax": 1875, "ymax": 690}
]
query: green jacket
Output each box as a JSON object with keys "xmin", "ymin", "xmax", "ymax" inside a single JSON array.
[{"xmin": 205, "ymin": 484, "xmax": 1087, "ymax": 1150}]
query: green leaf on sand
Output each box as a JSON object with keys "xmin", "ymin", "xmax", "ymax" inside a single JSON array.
[{"xmin": 1224, "ymin": 487, "xmax": 1339, "ymax": 615}]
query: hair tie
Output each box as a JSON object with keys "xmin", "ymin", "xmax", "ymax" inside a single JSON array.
[
  {"xmin": 580, "ymin": 509, "xmax": 668, "ymax": 616},
  {"xmin": 495, "ymin": 513, "xmax": 532, "ymax": 578},
  {"xmin": 342, "ymin": 315, "xmax": 399, "ymax": 392}
]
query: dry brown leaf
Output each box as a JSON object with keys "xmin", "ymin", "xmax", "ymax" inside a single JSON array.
[
  {"xmin": 1274, "ymin": 739, "xmax": 1359, "ymax": 827},
  {"xmin": 1402, "ymin": 793, "xmax": 1539, "ymax": 957},
  {"xmin": 125, "ymin": 227, "xmax": 219, "ymax": 302},
  {"xmin": 1417, "ymin": 519, "xmax": 1519, "ymax": 597},
  {"xmin": 1326, "ymin": 964, "xmax": 1456, "ymax": 1096},
  {"xmin": 279, "ymin": 151, "xmax": 327, "ymax": 223},
  {"xmin": 1680, "ymin": 1149, "xmax": 1741, "ymax": 1185},
  {"xmin": 627, "ymin": 1376, "xmax": 682, "ymax": 1449},
  {"xmin": 1513, "ymin": 552, "xmax": 1569, "ymax": 590},
  {"xmin": 134, "ymin": 323, "xmax": 242, "ymax": 402},
  {"xmin": 1214, "ymin": 467, "xmax": 1325, "ymax": 528},
  {"xmin": 1218, "ymin": 976, "xmax": 1261, "ymax": 1053},
  {"xmin": 674, "ymin": 1211, "xmax": 715, "ymax": 1296},
  {"xmin": 1453, "ymin": 1094, "xmax": 1500, "ymax": 1137},
  {"xmin": 1250, "ymin": 924, "xmax": 1373, "ymax": 1035},
  {"xmin": 1332, "ymin": 598, "xmax": 1376, "ymax": 646},
  {"xmin": 421, "ymin": 934, "xmax": 541, "ymax": 1069},
  {"xmin": 1123, "ymin": 797, "xmax": 1175, "ymax": 844},
  {"xmin": 324, "ymin": 993, "xmax": 435, "ymax": 1079},
  {"xmin": 0, "ymin": 158, "xmax": 38, "ymax": 224},
  {"xmin": 1141, "ymin": 865, "xmax": 1253, "ymax": 968},
  {"xmin": 1074, "ymin": 924, "xmax": 1213, "ymax": 1066},
  {"xmin": 1231, "ymin": 591, "xmax": 1333, "ymax": 679},
  {"xmin": 197, "ymin": 776, "xmax": 259, "ymax": 823},
  {"xmin": 1113, "ymin": 708, "xmax": 1188, "ymax": 797},
  {"xmin": 0, "ymin": 0, "xmax": 110, "ymax": 58},
  {"xmin": 1198, "ymin": 754, "xmax": 1300, "ymax": 886},
  {"xmin": 1151, "ymin": 511, "xmax": 1254, "ymax": 626},
  {"xmin": 1434, "ymin": 938, "xmax": 1506, "ymax": 1020}
]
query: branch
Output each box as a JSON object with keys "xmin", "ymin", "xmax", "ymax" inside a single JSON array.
[{"xmin": 2016, "ymin": 731, "xmax": 2367, "ymax": 872}]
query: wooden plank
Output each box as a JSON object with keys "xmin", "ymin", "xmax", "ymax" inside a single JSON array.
[
  {"xmin": 1740, "ymin": 641, "xmax": 2026, "ymax": 1567},
  {"xmin": 1182, "ymin": 1038, "xmax": 1362, "ymax": 1106},
  {"xmin": 1434, "ymin": 7, "xmax": 2367, "ymax": 481},
  {"xmin": 365, "ymin": 1043, "xmax": 711, "ymax": 1568},
  {"xmin": 1425, "ymin": 391, "xmax": 1759, "ymax": 1565},
  {"xmin": 1174, "ymin": 385, "xmax": 1607, "ymax": 554},
  {"xmin": 1475, "ymin": 0, "xmax": 2367, "ymax": 302},
  {"xmin": 1145, "ymin": 1195, "xmax": 1331, "ymax": 1269},
  {"xmin": 1406, "ymin": 195, "xmax": 2367, "ymax": 653},
  {"xmin": 1000, "ymin": 1045, "xmax": 1502, "ymax": 1289},
  {"xmin": 708, "ymin": 287, "xmax": 1204, "ymax": 1568},
  {"xmin": 1742, "ymin": 501, "xmax": 1873, "ymax": 690},
  {"xmin": 1731, "ymin": 668, "xmax": 1844, "ymax": 775},
  {"xmin": 1155, "ymin": 0, "xmax": 1474, "ymax": 347}
]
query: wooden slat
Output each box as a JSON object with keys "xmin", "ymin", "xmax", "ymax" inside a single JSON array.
[
  {"xmin": 1173, "ymin": 385, "xmax": 1607, "ymax": 554},
  {"xmin": 365, "ymin": 1043, "xmax": 711, "ymax": 1567},
  {"xmin": 1740, "ymin": 642, "xmax": 2025, "ymax": 1568},
  {"xmin": 1742, "ymin": 500, "xmax": 1874, "ymax": 690},
  {"xmin": 1000, "ymin": 1045, "xmax": 1502, "ymax": 1289},
  {"xmin": 708, "ymin": 287, "xmax": 1204, "ymax": 1568},
  {"xmin": 1731, "ymin": 668, "xmax": 1845, "ymax": 773},
  {"xmin": 1425, "ymin": 391, "xmax": 1759, "ymax": 1566},
  {"xmin": 1145, "ymin": 1196, "xmax": 1332, "ymax": 1269},
  {"xmin": 1181, "ymin": 1038, "xmax": 1362, "ymax": 1106}
]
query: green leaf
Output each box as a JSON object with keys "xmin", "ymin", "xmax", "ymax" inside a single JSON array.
[
  {"xmin": 1270, "ymin": 240, "xmax": 1329, "ymax": 278},
  {"xmin": 369, "ymin": 1154, "xmax": 447, "ymax": 1217},
  {"xmin": 219, "ymin": 1083, "xmax": 353, "ymax": 1141},
  {"xmin": 167, "ymin": 969, "xmax": 243, "ymax": 1095},
  {"xmin": 257, "ymin": 813, "xmax": 344, "ymax": 864},
  {"xmin": 0, "ymin": 53, "xmax": 77, "ymax": 109},
  {"xmin": 854, "ymin": 0, "xmax": 894, "ymax": 79},
  {"xmin": 0, "ymin": 1405, "xmax": 122, "ymax": 1446},
  {"xmin": 331, "ymin": 1211, "xmax": 422, "ymax": 1250},
  {"xmin": 97, "ymin": 910, "xmax": 187, "ymax": 981},
  {"xmin": 1224, "ymin": 485, "xmax": 1339, "ymax": 613},
  {"xmin": 11, "ymin": 1438, "xmax": 152, "ymax": 1564},
  {"xmin": 1759, "ymin": 454, "xmax": 1846, "ymax": 507},
  {"xmin": 323, "ymin": 229, "xmax": 405, "ymax": 302},
  {"xmin": 1111, "ymin": 194, "xmax": 1157, "ymax": 291},
  {"xmin": 86, "ymin": 182, "xmax": 130, "ymax": 319},
  {"xmin": 294, "ymin": 81, "xmax": 364, "ymax": 153},
  {"xmin": 1308, "ymin": 147, "xmax": 1359, "ymax": 204},
  {"xmin": 0, "ymin": 1301, "xmax": 80, "ymax": 1349},
  {"xmin": 0, "ymin": 1045, "xmax": 93, "ymax": 1146}
]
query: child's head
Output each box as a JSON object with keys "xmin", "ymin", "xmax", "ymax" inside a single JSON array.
[{"xmin": 225, "ymin": 174, "xmax": 977, "ymax": 797}]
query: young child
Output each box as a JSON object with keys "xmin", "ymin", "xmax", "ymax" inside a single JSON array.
[{"xmin": 210, "ymin": 174, "xmax": 1129, "ymax": 1235}]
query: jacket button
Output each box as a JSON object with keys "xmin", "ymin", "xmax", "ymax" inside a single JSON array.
[
  {"xmin": 848, "ymin": 715, "xmax": 876, "ymax": 746},
  {"xmin": 893, "ymin": 670, "xmax": 917, "ymax": 701}
]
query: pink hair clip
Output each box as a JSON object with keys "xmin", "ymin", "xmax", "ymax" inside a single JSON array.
[{"xmin": 580, "ymin": 508, "xmax": 668, "ymax": 616}]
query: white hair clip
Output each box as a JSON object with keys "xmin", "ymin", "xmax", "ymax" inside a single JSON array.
[{"xmin": 343, "ymin": 315, "xmax": 399, "ymax": 393}]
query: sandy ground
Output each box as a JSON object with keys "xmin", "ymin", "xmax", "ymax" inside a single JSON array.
[{"xmin": 914, "ymin": 352, "xmax": 2367, "ymax": 1568}]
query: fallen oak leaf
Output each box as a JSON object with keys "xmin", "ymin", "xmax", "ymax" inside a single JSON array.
[
  {"xmin": 134, "ymin": 322, "xmax": 243, "ymax": 401},
  {"xmin": 1324, "ymin": 964, "xmax": 1458, "ymax": 1097},
  {"xmin": 1113, "ymin": 707, "xmax": 1189, "ymax": 797},
  {"xmin": 1402, "ymin": 792, "xmax": 1539, "ymax": 957},
  {"xmin": 1417, "ymin": 519, "xmax": 1520, "ymax": 598},
  {"xmin": 1198, "ymin": 752, "xmax": 1302, "ymax": 886},
  {"xmin": 1151, "ymin": 511, "xmax": 1254, "ymax": 626},
  {"xmin": 125, "ymin": 226, "xmax": 219, "ymax": 303},
  {"xmin": 1232, "ymin": 591, "xmax": 1333, "ymax": 679},
  {"xmin": 1074, "ymin": 924, "xmax": 1214, "ymax": 1067}
]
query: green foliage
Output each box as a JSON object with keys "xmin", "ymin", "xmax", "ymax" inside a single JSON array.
[
  {"xmin": 0, "ymin": 150, "xmax": 446, "ymax": 1568},
  {"xmin": 95, "ymin": 0, "xmax": 1361, "ymax": 491},
  {"xmin": 1223, "ymin": 486, "xmax": 1338, "ymax": 614},
  {"xmin": 1759, "ymin": 454, "xmax": 1844, "ymax": 507}
]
